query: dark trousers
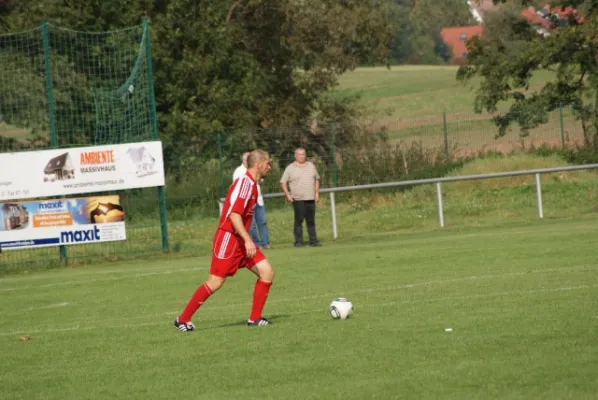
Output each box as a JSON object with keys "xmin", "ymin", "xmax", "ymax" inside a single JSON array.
[{"xmin": 292, "ymin": 200, "xmax": 318, "ymax": 245}]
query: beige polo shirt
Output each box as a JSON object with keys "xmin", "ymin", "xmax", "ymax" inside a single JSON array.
[{"xmin": 280, "ymin": 162, "xmax": 320, "ymax": 201}]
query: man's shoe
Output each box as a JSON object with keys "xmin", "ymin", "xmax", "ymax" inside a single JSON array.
[
  {"xmin": 174, "ymin": 318, "xmax": 195, "ymax": 332},
  {"xmin": 294, "ymin": 242, "xmax": 304, "ymax": 247},
  {"xmin": 247, "ymin": 318, "xmax": 271, "ymax": 326},
  {"xmin": 310, "ymin": 242, "xmax": 322, "ymax": 247}
]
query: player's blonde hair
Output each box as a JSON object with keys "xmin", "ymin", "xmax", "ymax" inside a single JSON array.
[{"xmin": 247, "ymin": 149, "xmax": 269, "ymax": 168}]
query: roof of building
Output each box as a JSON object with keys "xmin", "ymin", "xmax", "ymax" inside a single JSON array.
[
  {"xmin": 470, "ymin": 0, "xmax": 581, "ymax": 26},
  {"xmin": 440, "ymin": 26, "xmax": 484, "ymax": 60},
  {"xmin": 44, "ymin": 152, "xmax": 70, "ymax": 173}
]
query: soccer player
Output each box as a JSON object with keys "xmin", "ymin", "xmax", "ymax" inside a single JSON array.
[{"xmin": 174, "ymin": 150, "xmax": 275, "ymax": 331}]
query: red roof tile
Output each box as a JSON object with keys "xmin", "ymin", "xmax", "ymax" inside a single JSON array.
[
  {"xmin": 440, "ymin": 26, "xmax": 484, "ymax": 64},
  {"xmin": 521, "ymin": 7, "xmax": 553, "ymax": 29}
]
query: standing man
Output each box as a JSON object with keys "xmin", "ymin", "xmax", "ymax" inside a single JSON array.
[
  {"xmin": 280, "ymin": 147, "xmax": 321, "ymax": 247},
  {"xmin": 174, "ymin": 150, "xmax": 275, "ymax": 331},
  {"xmin": 233, "ymin": 152, "xmax": 270, "ymax": 249}
]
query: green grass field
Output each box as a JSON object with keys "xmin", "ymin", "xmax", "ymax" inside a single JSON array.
[
  {"xmin": 3, "ymin": 154, "xmax": 598, "ymax": 270},
  {"xmin": 1, "ymin": 218, "xmax": 597, "ymax": 399},
  {"xmin": 334, "ymin": 66, "xmax": 582, "ymax": 153},
  {"xmin": 0, "ymin": 66, "xmax": 580, "ymax": 155},
  {"xmin": 1, "ymin": 68, "xmax": 598, "ymax": 398},
  {"xmin": 335, "ymin": 66, "xmax": 555, "ymax": 118}
]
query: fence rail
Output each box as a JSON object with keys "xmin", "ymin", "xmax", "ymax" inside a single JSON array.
[{"xmin": 238, "ymin": 163, "xmax": 598, "ymax": 238}]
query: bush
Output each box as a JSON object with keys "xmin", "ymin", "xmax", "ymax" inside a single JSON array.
[{"xmin": 121, "ymin": 130, "xmax": 598, "ymax": 223}]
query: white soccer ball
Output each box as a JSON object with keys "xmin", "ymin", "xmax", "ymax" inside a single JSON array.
[{"xmin": 329, "ymin": 297, "xmax": 354, "ymax": 320}]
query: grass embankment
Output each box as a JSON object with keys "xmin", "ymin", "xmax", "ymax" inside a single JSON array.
[{"xmin": 3, "ymin": 154, "xmax": 596, "ymax": 272}]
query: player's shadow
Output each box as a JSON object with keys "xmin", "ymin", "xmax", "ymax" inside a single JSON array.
[{"xmin": 206, "ymin": 314, "xmax": 292, "ymax": 330}]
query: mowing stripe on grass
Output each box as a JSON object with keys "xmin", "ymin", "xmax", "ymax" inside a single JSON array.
[
  {"xmin": 0, "ymin": 267, "xmax": 205, "ymax": 293},
  {"xmin": 0, "ymin": 265, "xmax": 587, "ymax": 318},
  {"xmin": 1, "ymin": 284, "xmax": 595, "ymax": 337}
]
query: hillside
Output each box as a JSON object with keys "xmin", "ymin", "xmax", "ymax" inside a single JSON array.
[
  {"xmin": 334, "ymin": 66, "xmax": 578, "ymax": 155},
  {"xmin": 335, "ymin": 66, "xmax": 556, "ymax": 118}
]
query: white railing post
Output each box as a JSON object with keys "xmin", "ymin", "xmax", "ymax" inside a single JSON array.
[
  {"xmin": 535, "ymin": 173, "xmax": 544, "ymax": 219},
  {"xmin": 436, "ymin": 182, "xmax": 445, "ymax": 228},
  {"xmin": 330, "ymin": 192, "xmax": 338, "ymax": 239},
  {"xmin": 256, "ymin": 164, "xmax": 598, "ymax": 225}
]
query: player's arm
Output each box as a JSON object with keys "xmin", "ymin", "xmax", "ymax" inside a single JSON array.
[
  {"xmin": 315, "ymin": 178, "xmax": 320, "ymax": 202},
  {"xmin": 229, "ymin": 212, "xmax": 256, "ymax": 258},
  {"xmin": 314, "ymin": 164, "xmax": 321, "ymax": 202},
  {"xmin": 280, "ymin": 182, "xmax": 293, "ymax": 202},
  {"xmin": 280, "ymin": 169, "xmax": 293, "ymax": 202}
]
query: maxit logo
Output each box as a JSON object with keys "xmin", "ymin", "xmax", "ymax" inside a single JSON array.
[
  {"xmin": 39, "ymin": 200, "xmax": 64, "ymax": 210},
  {"xmin": 60, "ymin": 226, "xmax": 100, "ymax": 243}
]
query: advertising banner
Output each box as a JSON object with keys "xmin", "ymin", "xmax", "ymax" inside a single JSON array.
[
  {"xmin": 0, "ymin": 141, "xmax": 164, "ymax": 201},
  {"xmin": 0, "ymin": 195, "xmax": 126, "ymax": 250}
]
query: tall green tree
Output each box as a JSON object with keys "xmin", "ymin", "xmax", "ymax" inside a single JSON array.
[
  {"xmin": 458, "ymin": 0, "xmax": 598, "ymax": 150},
  {"xmin": 387, "ymin": 0, "xmax": 474, "ymax": 65},
  {"xmin": 151, "ymin": 0, "xmax": 396, "ymax": 169},
  {"xmin": 387, "ymin": 0, "xmax": 415, "ymax": 63},
  {"xmin": 0, "ymin": 0, "xmax": 396, "ymax": 171},
  {"xmin": 408, "ymin": 0, "xmax": 473, "ymax": 64}
]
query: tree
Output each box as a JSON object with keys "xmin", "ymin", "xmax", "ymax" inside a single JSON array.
[
  {"xmin": 457, "ymin": 0, "xmax": 598, "ymax": 150},
  {"xmin": 0, "ymin": 0, "xmax": 155, "ymax": 148},
  {"xmin": 388, "ymin": 1, "xmax": 415, "ymax": 63},
  {"xmin": 0, "ymin": 0, "xmax": 397, "ymax": 172},
  {"xmin": 151, "ymin": 0, "xmax": 398, "ymax": 170},
  {"xmin": 0, "ymin": 0, "xmax": 22, "ymax": 30},
  {"xmin": 408, "ymin": 0, "xmax": 474, "ymax": 64},
  {"xmin": 480, "ymin": 1, "xmax": 533, "ymax": 43}
]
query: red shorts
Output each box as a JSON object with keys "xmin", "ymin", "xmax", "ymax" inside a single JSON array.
[{"xmin": 210, "ymin": 229, "xmax": 265, "ymax": 278}]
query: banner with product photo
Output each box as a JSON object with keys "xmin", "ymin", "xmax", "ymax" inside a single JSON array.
[
  {"xmin": 0, "ymin": 141, "xmax": 165, "ymax": 201},
  {"xmin": 0, "ymin": 195, "xmax": 126, "ymax": 250}
]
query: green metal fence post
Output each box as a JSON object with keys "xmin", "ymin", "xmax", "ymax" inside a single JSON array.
[
  {"xmin": 559, "ymin": 105, "xmax": 565, "ymax": 148},
  {"xmin": 143, "ymin": 19, "xmax": 169, "ymax": 252},
  {"xmin": 442, "ymin": 112, "xmax": 449, "ymax": 160},
  {"xmin": 42, "ymin": 21, "xmax": 68, "ymax": 265},
  {"xmin": 331, "ymin": 123, "xmax": 338, "ymax": 187},
  {"xmin": 42, "ymin": 22, "xmax": 57, "ymax": 148},
  {"xmin": 218, "ymin": 133, "xmax": 225, "ymax": 199}
]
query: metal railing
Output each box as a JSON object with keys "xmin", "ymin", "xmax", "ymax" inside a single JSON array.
[{"xmin": 234, "ymin": 163, "xmax": 598, "ymax": 239}]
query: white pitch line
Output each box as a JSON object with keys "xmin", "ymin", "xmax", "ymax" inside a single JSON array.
[
  {"xmin": 260, "ymin": 266, "xmax": 592, "ymax": 304},
  {"xmin": 0, "ymin": 302, "xmax": 72, "ymax": 317},
  {"xmin": 31, "ymin": 266, "xmax": 584, "ymax": 323},
  {"xmin": 368, "ymin": 284, "xmax": 598, "ymax": 308},
  {"xmin": 12, "ymin": 265, "xmax": 590, "ymax": 323},
  {"xmin": 1, "ymin": 283, "xmax": 596, "ymax": 337},
  {"xmin": 0, "ymin": 262, "xmax": 588, "ymax": 294},
  {"xmin": 0, "ymin": 322, "xmax": 159, "ymax": 337},
  {"xmin": 0, "ymin": 267, "xmax": 205, "ymax": 293},
  {"xmin": 34, "ymin": 302, "xmax": 71, "ymax": 310},
  {"xmin": 0, "ymin": 263, "xmax": 190, "ymax": 283}
]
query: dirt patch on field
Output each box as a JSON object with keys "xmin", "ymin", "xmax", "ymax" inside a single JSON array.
[
  {"xmin": 0, "ymin": 125, "xmax": 31, "ymax": 138},
  {"xmin": 370, "ymin": 113, "xmax": 497, "ymax": 131},
  {"xmin": 387, "ymin": 129, "xmax": 587, "ymax": 159},
  {"xmin": 452, "ymin": 136, "xmax": 586, "ymax": 158}
]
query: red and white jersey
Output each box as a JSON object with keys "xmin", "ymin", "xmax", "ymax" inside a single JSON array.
[{"xmin": 218, "ymin": 171, "xmax": 258, "ymax": 234}]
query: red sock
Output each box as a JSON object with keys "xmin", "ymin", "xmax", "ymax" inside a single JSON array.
[
  {"xmin": 179, "ymin": 283, "xmax": 214, "ymax": 322},
  {"xmin": 249, "ymin": 280, "xmax": 272, "ymax": 321}
]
